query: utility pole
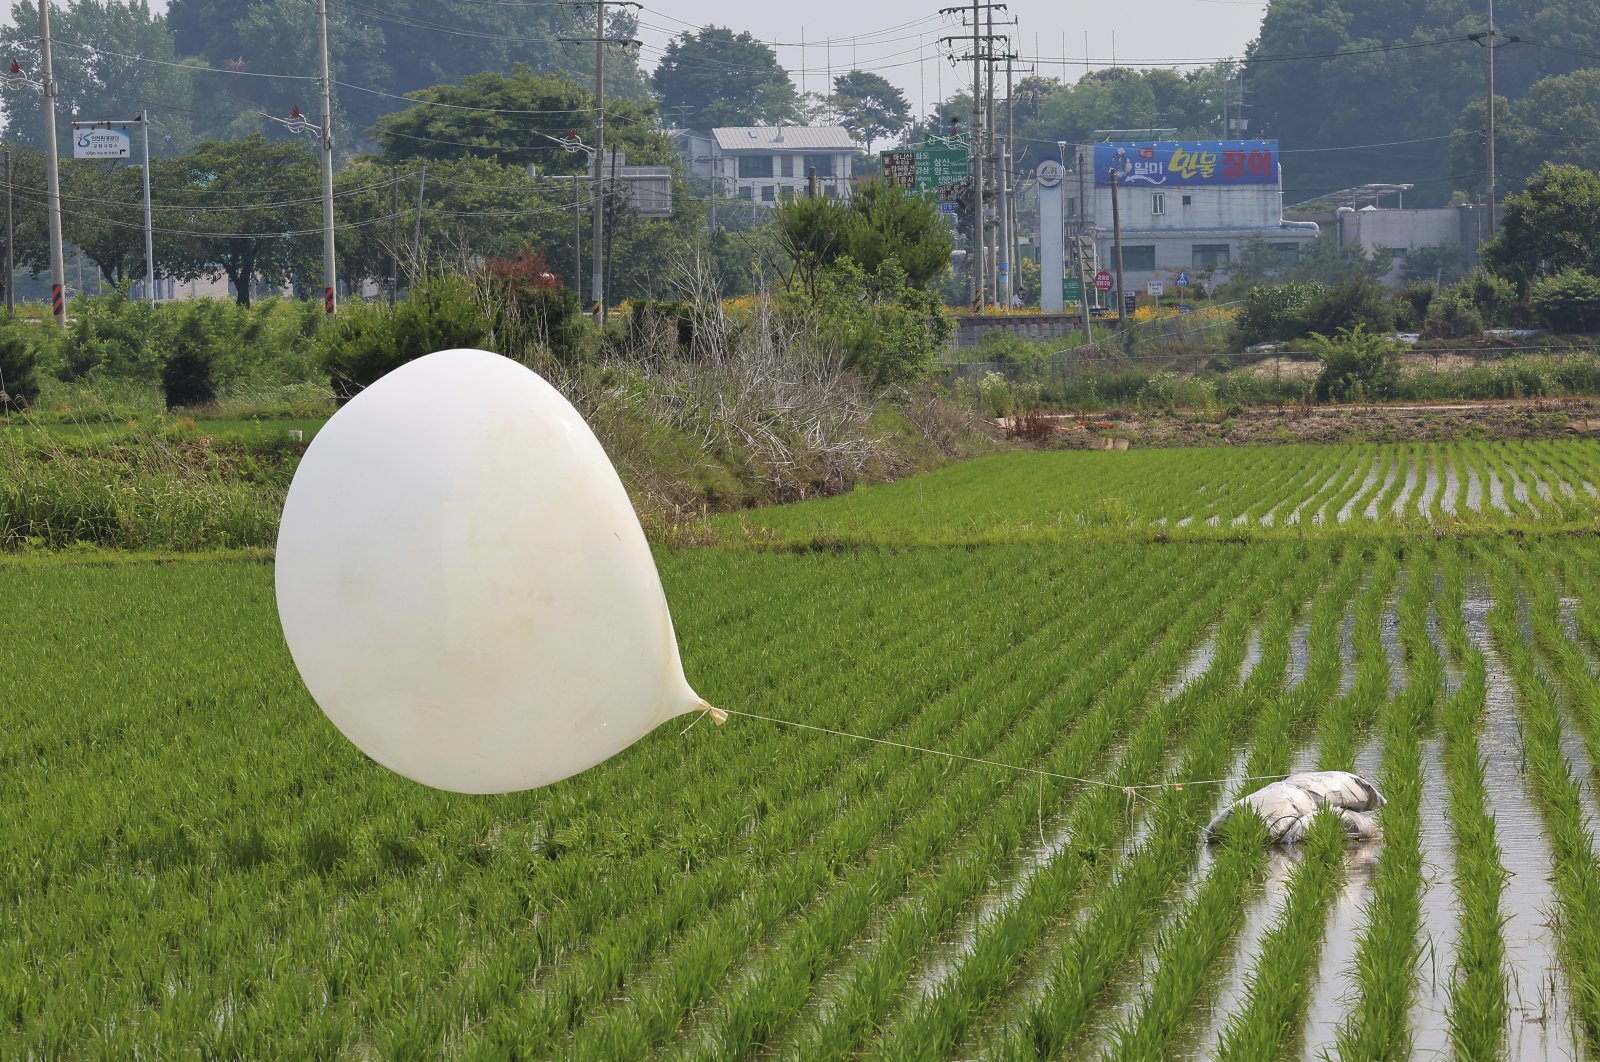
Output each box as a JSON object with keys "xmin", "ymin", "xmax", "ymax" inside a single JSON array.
[
  {"xmin": 140, "ymin": 112, "xmax": 153, "ymax": 305},
  {"xmin": 561, "ymin": 1, "xmax": 640, "ymax": 323},
  {"xmin": 940, "ymin": 4, "xmax": 1007, "ymax": 309},
  {"xmin": 1110, "ymin": 168, "xmax": 1126, "ymax": 326},
  {"xmin": 4, "ymin": 149, "xmax": 13, "ymax": 313},
  {"xmin": 39, "ymin": 0, "xmax": 65, "ymax": 325},
  {"xmin": 316, "ymin": 0, "xmax": 336, "ymax": 314},
  {"xmin": 592, "ymin": 0, "xmax": 605, "ymax": 321},
  {"xmin": 984, "ymin": 3, "xmax": 996, "ymax": 307},
  {"xmin": 1486, "ymin": 0, "xmax": 1496, "ymax": 235},
  {"xmin": 971, "ymin": 0, "xmax": 983, "ymax": 309},
  {"xmin": 389, "ymin": 166, "xmax": 399, "ymax": 303},
  {"xmin": 412, "ymin": 164, "xmax": 426, "ymax": 268},
  {"xmin": 1071, "ymin": 144, "xmax": 1092, "ymax": 345}
]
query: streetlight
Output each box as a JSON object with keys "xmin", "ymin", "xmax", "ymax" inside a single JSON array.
[
  {"xmin": 263, "ymin": 102, "xmax": 336, "ymax": 312},
  {"xmin": 540, "ymin": 129, "xmax": 604, "ymax": 319}
]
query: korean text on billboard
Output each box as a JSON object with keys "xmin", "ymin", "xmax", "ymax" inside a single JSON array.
[{"xmin": 1094, "ymin": 141, "xmax": 1277, "ymax": 187}]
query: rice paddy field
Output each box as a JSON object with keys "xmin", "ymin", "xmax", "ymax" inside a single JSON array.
[{"xmin": 7, "ymin": 439, "xmax": 1600, "ymax": 1058}]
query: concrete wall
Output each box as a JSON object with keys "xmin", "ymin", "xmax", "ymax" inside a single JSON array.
[
  {"xmin": 1336, "ymin": 205, "xmax": 1484, "ymax": 287},
  {"xmin": 952, "ymin": 314, "xmax": 1086, "ymax": 349}
]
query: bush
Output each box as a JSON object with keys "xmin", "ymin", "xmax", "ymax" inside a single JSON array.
[
  {"xmin": 1530, "ymin": 269, "xmax": 1600, "ymax": 333},
  {"xmin": 0, "ymin": 317, "xmax": 39, "ymax": 410},
  {"xmin": 485, "ymin": 249, "xmax": 594, "ymax": 364},
  {"xmin": 1397, "ymin": 283, "xmax": 1435, "ymax": 331},
  {"xmin": 319, "ymin": 273, "xmax": 491, "ymax": 401},
  {"xmin": 1421, "ymin": 286, "xmax": 1484, "ymax": 339},
  {"xmin": 1236, "ymin": 281, "xmax": 1324, "ymax": 345},
  {"xmin": 161, "ymin": 314, "xmax": 216, "ymax": 409},
  {"xmin": 1462, "ymin": 267, "xmax": 1519, "ymax": 327},
  {"xmin": 1307, "ymin": 325, "xmax": 1403, "ymax": 402},
  {"xmin": 55, "ymin": 289, "xmax": 165, "ymax": 383},
  {"xmin": 808, "ymin": 257, "xmax": 950, "ymax": 388},
  {"xmin": 1302, "ymin": 275, "xmax": 1394, "ymax": 338}
]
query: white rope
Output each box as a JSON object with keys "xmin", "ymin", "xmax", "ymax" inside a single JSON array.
[{"xmin": 699, "ymin": 705, "xmax": 1286, "ymax": 796}]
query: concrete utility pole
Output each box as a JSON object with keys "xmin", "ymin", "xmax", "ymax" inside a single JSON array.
[
  {"xmin": 389, "ymin": 166, "xmax": 399, "ymax": 303},
  {"xmin": 316, "ymin": 0, "xmax": 336, "ymax": 314},
  {"xmin": 137, "ymin": 113, "xmax": 153, "ymax": 305},
  {"xmin": 561, "ymin": 0, "xmax": 639, "ymax": 322},
  {"xmin": 39, "ymin": 0, "xmax": 65, "ymax": 325},
  {"xmin": 4, "ymin": 149, "xmax": 12, "ymax": 312},
  {"xmin": 971, "ymin": 0, "xmax": 983, "ymax": 308},
  {"xmin": 1070, "ymin": 144, "xmax": 1092, "ymax": 345},
  {"xmin": 592, "ymin": 0, "xmax": 605, "ymax": 320},
  {"xmin": 984, "ymin": 3, "xmax": 996, "ymax": 307},
  {"xmin": 1110, "ymin": 168, "xmax": 1126, "ymax": 325},
  {"xmin": 1486, "ymin": 0, "xmax": 1496, "ymax": 235}
]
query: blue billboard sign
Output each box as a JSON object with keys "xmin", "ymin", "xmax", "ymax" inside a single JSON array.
[{"xmin": 1094, "ymin": 140, "xmax": 1278, "ymax": 187}]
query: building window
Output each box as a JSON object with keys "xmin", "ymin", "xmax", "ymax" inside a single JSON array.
[
  {"xmin": 1181, "ymin": 194, "xmax": 1192, "ymax": 206},
  {"xmin": 1066, "ymin": 197, "xmax": 1076, "ymax": 218},
  {"xmin": 780, "ymin": 155, "xmax": 794, "ymax": 178},
  {"xmin": 1151, "ymin": 192, "xmax": 1165, "ymax": 215},
  {"xmin": 823, "ymin": 185, "xmax": 838, "ymax": 199},
  {"xmin": 739, "ymin": 185, "xmax": 753, "ymax": 201},
  {"xmin": 738, "ymin": 155, "xmax": 774, "ymax": 179},
  {"xmin": 761, "ymin": 184, "xmax": 776, "ymax": 202},
  {"xmin": 1271, "ymin": 242, "xmax": 1300, "ymax": 265},
  {"xmin": 803, "ymin": 154, "xmax": 835, "ymax": 178},
  {"xmin": 1193, "ymin": 243, "xmax": 1231, "ymax": 268},
  {"xmin": 1123, "ymin": 245, "xmax": 1156, "ymax": 271}
]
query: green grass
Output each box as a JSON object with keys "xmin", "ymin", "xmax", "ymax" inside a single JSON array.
[{"xmin": 11, "ymin": 439, "xmax": 1600, "ymax": 1055}]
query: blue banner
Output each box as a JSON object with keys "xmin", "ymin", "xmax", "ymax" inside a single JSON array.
[{"xmin": 1093, "ymin": 140, "xmax": 1277, "ymax": 186}]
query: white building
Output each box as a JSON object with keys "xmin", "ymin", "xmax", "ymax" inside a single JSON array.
[
  {"xmin": 1333, "ymin": 204, "xmax": 1484, "ymax": 286},
  {"xmin": 672, "ymin": 126, "xmax": 857, "ymax": 206},
  {"xmin": 1069, "ymin": 139, "xmax": 1320, "ymax": 290}
]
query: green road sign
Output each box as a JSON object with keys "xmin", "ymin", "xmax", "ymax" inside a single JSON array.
[
  {"xmin": 1062, "ymin": 276, "xmax": 1083, "ymax": 301},
  {"xmin": 881, "ymin": 140, "xmax": 970, "ymax": 193}
]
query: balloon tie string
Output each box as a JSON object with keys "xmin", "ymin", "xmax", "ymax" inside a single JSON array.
[{"xmin": 705, "ymin": 707, "xmax": 1280, "ymax": 796}]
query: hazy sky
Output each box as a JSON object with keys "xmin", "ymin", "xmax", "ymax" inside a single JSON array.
[{"xmin": 3, "ymin": 0, "xmax": 1269, "ymax": 107}]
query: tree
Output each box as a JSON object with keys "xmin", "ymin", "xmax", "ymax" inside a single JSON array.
[
  {"xmin": 1530, "ymin": 269, "xmax": 1600, "ymax": 332},
  {"xmin": 1452, "ymin": 70, "xmax": 1600, "ymax": 201},
  {"xmin": 652, "ymin": 27, "xmax": 800, "ymax": 129},
  {"xmin": 840, "ymin": 179, "xmax": 953, "ymax": 288},
  {"xmin": 0, "ymin": 1, "xmax": 197, "ymax": 155},
  {"xmin": 829, "ymin": 70, "xmax": 909, "ymax": 152},
  {"xmin": 370, "ymin": 66, "xmax": 670, "ymax": 174},
  {"xmin": 772, "ymin": 194, "xmax": 848, "ymax": 297},
  {"xmin": 1308, "ymin": 325, "xmax": 1403, "ymax": 402},
  {"xmin": 156, "ymin": 134, "xmax": 319, "ymax": 306},
  {"xmin": 1482, "ymin": 163, "xmax": 1600, "ymax": 284}
]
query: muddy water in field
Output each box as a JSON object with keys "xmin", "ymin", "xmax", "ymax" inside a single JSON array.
[
  {"xmin": 1288, "ymin": 465, "xmax": 1351, "ymax": 526},
  {"xmin": 1418, "ymin": 453, "xmax": 1442, "ymax": 520},
  {"xmin": 1322, "ymin": 460, "xmax": 1374, "ymax": 526},
  {"xmin": 1298, "ymin": 836, "xmax": 1383, "ymax": 1060},
  {"xmin": 1362, "ymin": 458, "xmax": 1400, "ymax": 522},
  {"xmin": 1335, "ymin": 460, "xmax": 1381, "ymax": 524},
  {"xmin": 1441, "ymin": 458, "xmax": 1461, "ymax": 516},
  {"xmin": 1464, "ymin": 464, "xmax": 1484, "ymax": 512},
  {"xmin": 1412, "ymin": 736, "xmax": 1460, "ymax": 1060},
  {"xmin": 1241, "ymin": 629, "xmax": 1264, "ymax": 684},
  {"xmin": 1558, "ymin": 598, "xmax": 1600, "ymax": 677},
  {"xmin": 1288, "ymin": 615, "xmax": 1314, "ymax": 690},
  {"xmin": 1506, "ymin": 464, "xmax": 1537, "ymax": 514},
  {"xmin": 907, "ymin": 634, "xmax": 1225, "ymax": 1002},
  {"xmin": 1486, "ymin": 467, "xmax": 1512, "ymax": 515},
  {"xmin": 1463, "ymin": 594, "xmax": 1582, "ymax": 1061},
  {"xmin": 1390, "ymin": 455, "xmax": 1419, "ymax": 520},
  {"xmin": 1186, "ymin": 846, "xmax": 1303, "ymax": 1060}
]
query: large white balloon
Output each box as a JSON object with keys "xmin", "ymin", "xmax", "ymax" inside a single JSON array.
[{"xmin": 275, "ymin": 348, "xmax": 714, "ymax": 794}]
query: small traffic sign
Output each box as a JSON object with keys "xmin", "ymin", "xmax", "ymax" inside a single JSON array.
[
  {"xmin": 1094, "ymin": 270, "xmax": 1114, "ymax": 293},
  {"xmin": 1174, "ymin": 271, "xmax": 1190, "ymax": 287},
  {"xmin": 1178, "ymin": 303, "xmax": 1193, "ymax": 315},
  {"xmin": 1147, "ymin": 280, "xmax": 1164, "ymax": 297}
]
